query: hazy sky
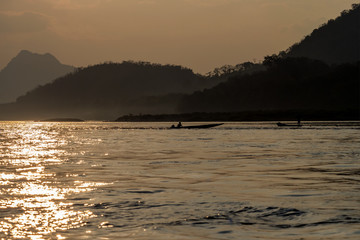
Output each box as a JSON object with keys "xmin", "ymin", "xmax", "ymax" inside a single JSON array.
[{"xmin": 0, "ymin": 0, "xmax": 355, "ymax": 73}]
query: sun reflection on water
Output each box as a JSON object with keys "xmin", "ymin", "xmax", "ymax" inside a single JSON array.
[{"xmin": 0, "ymin": 122, "xmax": 98, "ymax": 239}]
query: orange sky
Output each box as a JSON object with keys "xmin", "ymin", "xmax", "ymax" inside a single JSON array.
[{"xmin": 0, "ymin": 0, "xmax": 355, "ymax": 73}]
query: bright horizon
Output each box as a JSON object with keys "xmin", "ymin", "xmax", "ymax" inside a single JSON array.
[{"xmin": 0, "ymin": 0, "xmax": 355, "ymax": 74}]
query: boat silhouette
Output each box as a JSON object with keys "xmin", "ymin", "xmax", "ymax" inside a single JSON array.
[
  {"xmin": 277, "ymin": 122, "xmax": 302, "ymax": 127},
  {"xmin": 170, "ymin": 123, "xmax": 223, "ymax": 129}
]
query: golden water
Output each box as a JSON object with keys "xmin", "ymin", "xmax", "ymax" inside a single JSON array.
[{"xmin": 0, "ymin": 122, "xmax": 359, "ymax": 239}]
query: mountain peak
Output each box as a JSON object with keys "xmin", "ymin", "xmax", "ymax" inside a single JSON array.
[
  {"xmin": 11, "ymin": 50, "xmax": 60, "ymax": 66},
  {"xmin": 0, "ymin": 50, "xmax": 75, "ymax": 104},
  {"xmin": 18, "ymin": 49, "xmax": 32, "ymax": 56}
]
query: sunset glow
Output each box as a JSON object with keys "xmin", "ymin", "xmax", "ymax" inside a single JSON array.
[
  {"xmin": 0, "ymin": 122, "xmax": 99, "ymax": 239},
  {"xmin": 0, "ymin": 0, "xmax": 359, "ymax": 238},
  {"xmin": 0, "ymin": 0, "xmax": 355, "ymax": 73}
]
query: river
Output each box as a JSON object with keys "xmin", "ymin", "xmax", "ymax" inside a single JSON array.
[{"xmin": 0, "ymin": 121, "xmax": 359, "ymax": 239}]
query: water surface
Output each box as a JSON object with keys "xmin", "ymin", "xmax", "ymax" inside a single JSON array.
[{"xmin": 0, "ymin": 121, "xmax": 359, "ymax": 239}]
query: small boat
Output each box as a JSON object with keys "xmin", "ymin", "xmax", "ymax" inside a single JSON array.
[
  {"xmin": 170, "ymin": 123, "xmax": 223, "ymax": 129},
  {"xmin": 277, "ymin": 122, "xmax": 302, "ymax": 127}
]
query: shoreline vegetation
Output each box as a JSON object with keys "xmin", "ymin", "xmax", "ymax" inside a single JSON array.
[
  {"xmin": 114, "ymin": 110, "xmax": 359, "ymax": 122},
  {"xmin": 39, "ymin": 118, "xmax": 85, "ymax": 122}
]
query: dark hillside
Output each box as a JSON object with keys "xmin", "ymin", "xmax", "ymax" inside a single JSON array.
[
  {"xmin": 177, "ymin": 58, "xmax": 359, "ymax": 114},
  {"xmin": 286, "ymin": 4, "xmax": 360, "ymax": 64}
]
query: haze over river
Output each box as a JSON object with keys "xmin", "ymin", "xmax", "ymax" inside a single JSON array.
[{"xmin": 0, "ymin": 121, "xmax": 359, "ymax": 239}]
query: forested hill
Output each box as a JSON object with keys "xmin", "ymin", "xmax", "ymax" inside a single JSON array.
[
  {"xmin": 2, "ymin": 61, "xmax": 221, "ymax": 120},
  {"xmin": 16, "ymin": 61, "xmax": 215, "ymax": 104},
  {"xmin": 285, "ymin": 3, "xmax": 360, "ymax": 64}
]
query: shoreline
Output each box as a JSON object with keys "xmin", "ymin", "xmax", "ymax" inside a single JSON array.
[{"xmin": 114, "ymin": 109, "xmax": 359, "ymax": 122}]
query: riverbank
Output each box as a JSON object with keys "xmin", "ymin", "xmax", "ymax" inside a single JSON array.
[{"xmin": 115, "ymin": 109, "xmax": 359, "ymax": 122}]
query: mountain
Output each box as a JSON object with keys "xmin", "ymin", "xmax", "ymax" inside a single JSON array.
[
  {"xmin": 1, "ymin": 61, "xmax": 220, "ymax": 120},
  {"xmin": 0, "ymin": 50, "xmax": 75, "ymax": 103},
  {"xmin": 285, "ymin": 4, "xmax": 360, "ymax": 64}
]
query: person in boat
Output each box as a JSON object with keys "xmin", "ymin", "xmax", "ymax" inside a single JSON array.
[{"xmin": 170, "ymin": 122, "xmax": 182, "ymax": 128}]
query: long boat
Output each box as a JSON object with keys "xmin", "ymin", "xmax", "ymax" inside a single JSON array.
[
  {"xmin": 170, "ymin": 123, "xmax": 223, "ymax": 129},
  {"xmin": 277, "ymin": 122, "xmax": 302, "ymax": 127}
]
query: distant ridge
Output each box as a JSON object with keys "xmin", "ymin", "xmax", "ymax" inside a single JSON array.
[{"xmin": 0, "ymin": 50, "xmax": 75, "ymax": 103}]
